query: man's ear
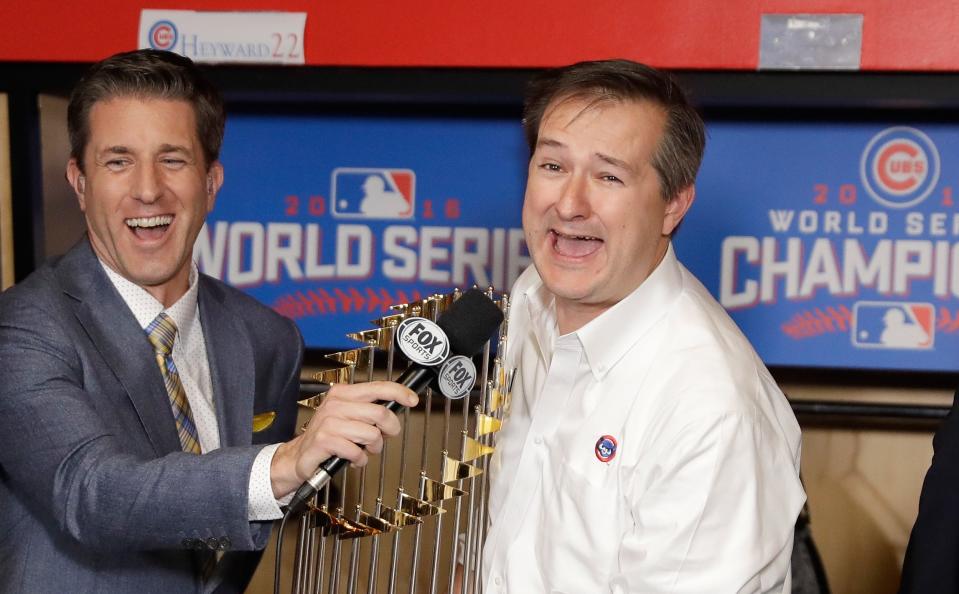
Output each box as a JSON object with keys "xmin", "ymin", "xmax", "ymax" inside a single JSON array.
[
  {"xmin": 205, "ymin": 160, "xmax": 224, "ymax": 212},
  {"xmin": 662, "ymin": 185, "xmax": 695, "ymax": 236},
  {"xmin": 66, "ymin": 159, "xmax": 87, "ymax": 212}
]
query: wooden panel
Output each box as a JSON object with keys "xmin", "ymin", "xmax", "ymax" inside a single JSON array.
[{"xmin": 0, "ymin": 94, "xmax": 12, "ymax": 289}]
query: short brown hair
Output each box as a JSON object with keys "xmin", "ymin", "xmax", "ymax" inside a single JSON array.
[
  {"xmin": 523, "ymin": 59, "xmax": 706, "ymax": 202},
  {"xmin": 67, "ymin": 49, "xmax": 225, "ymax": 172}
]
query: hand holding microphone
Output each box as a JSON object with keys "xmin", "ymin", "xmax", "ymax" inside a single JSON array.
[
  {"xmin": 280, "ymin": 289, "xmax": 505, "ymax": 514},
  {"xmin": 270, "ymin": 381, "xmax": 417, "ymax": 505}
]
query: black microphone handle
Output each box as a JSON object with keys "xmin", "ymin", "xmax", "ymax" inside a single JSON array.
[{"xmin": 286, "ymin": 365, "xmax": 435, "ymax": 514}]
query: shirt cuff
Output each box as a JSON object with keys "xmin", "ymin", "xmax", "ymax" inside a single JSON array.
[{"xmin": 248, "ymin": 443, "xmax": 293, "ymax": 521}]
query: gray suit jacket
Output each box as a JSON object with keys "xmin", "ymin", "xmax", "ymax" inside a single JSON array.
[{"xmin": 0, "ymin": 238, "xmax": 302, "ymax": 593}]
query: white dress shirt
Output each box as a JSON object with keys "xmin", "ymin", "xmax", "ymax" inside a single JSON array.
[
  {"xmin": 101, "ymin": 262, "xmax": 287, "ymax": 520},
  {"xmin": 482, "ymin": 244, "xmax": 806, "ymax": 593}
]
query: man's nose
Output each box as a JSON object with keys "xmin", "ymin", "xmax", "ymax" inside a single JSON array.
[
  {"xmin": 555, "ymin": 172, "xmax": 591, "ymax": 220},
  {"xmin": 131, "ymin": 163, "xmax": 163, "ymax": 204}
]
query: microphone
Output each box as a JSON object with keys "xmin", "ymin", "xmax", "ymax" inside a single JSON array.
[{"xmin": 286, "ymin": 289, "xmax": 505, "ymax": 514}]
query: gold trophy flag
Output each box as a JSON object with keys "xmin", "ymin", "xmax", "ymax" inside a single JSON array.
[
  {"xmin": 309, "ymin": 507, "xmax": 372, "ymax": 539},
  {"xmin": 309, "ymin": 366, "xmax": 352, "ymax": 387},
  {"xmin": 378, "ymin": 505, "xmax": 422, "ymax": 528},
  {"xmin": 373, "ymin": 312, "xmax": 406, "ymax": 329},
  {"xmin": 336, "ymin": 509, "xmax": 394, "ymax": 540},
  {"xmin": 325, "ymin": 348, "xmax": 370, "ymax": 368},
  {"xmin": 475, "ymin": 413, "xmax": 502, "ymax": 437},
  {"xmin": 461, "ymin": 435, "xmax": 495, "ymax": 462},
  {"xmin": 398, "ymin": 491, "xmax": 445, "ymax": 518},
  {"xmin": 347, "ymin": 327, "xmax": 392, "ymax": 350},
  {"xmin": 442, "ymin": 455, "xmax": 483, "ymax": 483},
  {"xmin": 422, "ymin": 476, "xmax": 467, "ymax": 502}
]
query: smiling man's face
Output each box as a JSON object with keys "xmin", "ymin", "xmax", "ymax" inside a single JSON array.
[
  {"xmin": 67, "ymin": 96, "xmax": 222, "ymax": 306},
  {"xmin": 522, "ymin": 95, "xmax": 693, "ymax": 333}
]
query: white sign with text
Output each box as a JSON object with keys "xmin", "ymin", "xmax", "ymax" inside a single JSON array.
[{"xmin": 138, "ymin": 10, "xmax": 306, "ymax": 65}]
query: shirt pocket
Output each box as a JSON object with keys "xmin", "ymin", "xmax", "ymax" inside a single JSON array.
[
  {"xmin": 537, "ymin": 435, "xmax": 624, "ymax": 591},
  {"xmin": 544, "ymin": 431, "xmax": 623, "ymax": 530},
  {"xmin": 554, "ymin": 429, "xmax": 620, "ymax": 489}
]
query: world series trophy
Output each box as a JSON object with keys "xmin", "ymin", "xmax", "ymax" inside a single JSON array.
[{"xmin": 281, "ymin": 287, "xmax": 514, "ymax": 594}]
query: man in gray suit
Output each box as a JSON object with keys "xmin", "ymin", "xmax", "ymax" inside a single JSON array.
[{"xmin": 0, "ymin": 49, "xmax": 416, "ymax": 593}]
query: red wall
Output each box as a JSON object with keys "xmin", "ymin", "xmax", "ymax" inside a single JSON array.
[{"xmin": 1, "ymin": 1, "xmax": 957, "ymax": 70}]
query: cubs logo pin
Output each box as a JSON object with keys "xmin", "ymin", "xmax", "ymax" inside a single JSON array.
[{"xmin": 595, "ymin": 435, "xmax": 618, "ymax": 463}]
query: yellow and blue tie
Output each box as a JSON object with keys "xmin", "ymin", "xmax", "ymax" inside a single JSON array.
[
  {"xmin": 146, "ymin": 313, "xmax": 202, "ymax": 454},
  {"xmin": 147, "ymin": 313, "xmax": 219, "ymax": 583}
]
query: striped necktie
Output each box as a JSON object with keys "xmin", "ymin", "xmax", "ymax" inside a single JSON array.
[
  {"xmin": 146, "ymin": 313, "xmax": 217, "ymax": 584},
  {"xmin": 146, "ymin": 313, "xmax": 202, "ymax": 454}
]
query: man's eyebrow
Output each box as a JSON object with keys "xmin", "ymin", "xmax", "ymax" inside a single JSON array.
[
  {"xmin": 596, "ymin": 152, "xmax": 635, "ymax": 173},
  {"xmin": 536, "ymin": 137, "xmax": 566, "ymax": 151},
  {"xmin": 158, "ymin": 143, "xmax": 193, "ymax": 155},
  {"xmin": 537, "ymin": 137, "xmax": 638, "ymax": 173},
  {"xmin": 99, "ymin": 145, "xmax": 131, "ymax": 155},
  {"xmin": 96, "ymin": 144, "xmax": 194, "ymax": 156}
]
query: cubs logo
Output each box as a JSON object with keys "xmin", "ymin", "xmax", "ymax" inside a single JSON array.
[
  {"xmin": 594, "ymin": 435, "xmax": 618, "ymax": 463},
  {"xmin": 860, "ymin": 127, "xmax": 939, "ymax": 209},
  {"xmin": 147, "ymin": 20, "xmax": 178, "ymax": 51}
]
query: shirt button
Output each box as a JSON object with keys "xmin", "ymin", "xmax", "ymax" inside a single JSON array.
[
  {"xmin": 533, "ymin": 435, "xmax": 543, "ymax": 445},
  {"xmin": 494, "ymin": 576, "xmax": 503, "ymax": 586}
]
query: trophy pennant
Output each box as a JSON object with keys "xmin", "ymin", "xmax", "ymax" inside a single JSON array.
[
  {"xmin": 308, "ymin": 507, "xmax": 372, "ymax": 539},
  {"xmin": 325, "ymin": 348, "xmax": 370, "ymax": 368},
  {"xmin": 378, "ymin": 505, "xmax": 423, "ymax": 528},
  {"xmin": 347, "ymin": 327, "xmax": 393, "ymax": 350},
  {"xmin": 442, "ymin": 454, "xmax": 483, "ymax": 483},
  {"xmin": 334, "ymin": 509, "xmax": 395, "ymax": 540},
  {"xmin": 421, "ymin": 476, "xmax": 467, "ymax": 502},
  {"xmin": 475, "ymin": 413, "xmax": 502, "ymax": 437},
  {"xmin": 460, "ymin": 435, "xmax": 495, "ymax": 463},
  {"xmin": 398, "ymin": 491, "xmax": 445, "ymax": 518},
  {"xmin": 373, "ymin": 312, "xmax": 407, "ymax": 329},
  {"xmin": 308, "ymin": 366, "xmax": 352, "ymax": 388}
]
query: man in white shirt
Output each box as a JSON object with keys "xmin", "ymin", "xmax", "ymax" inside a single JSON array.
[
  {"xmin": 0, "ymin": 49, "xmax": 415, "ymax": 593},
  {"xmin": 482, "ymin": 59, "xmax": 805, "ymax": 593}
]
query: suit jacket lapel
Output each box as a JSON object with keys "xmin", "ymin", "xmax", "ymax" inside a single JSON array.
[
  {"xmin": 198, "ymin": 278, "xmax": 255, "ymax": 448},
  {"xmin": 57, "ymin": 240, "xmax": 183, "ymax": 456}
]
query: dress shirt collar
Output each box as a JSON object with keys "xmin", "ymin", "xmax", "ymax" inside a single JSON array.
[
  {"xmin": 521, "ymin": 278, "xmax": 561, "ymax": 369},
  {"xmin": 520, "ymin": 242, "xmax": 684, "ymax": 381},
  {"xmin": 100, "ymin": 261, "xmax": 201, "ymax": 339}
]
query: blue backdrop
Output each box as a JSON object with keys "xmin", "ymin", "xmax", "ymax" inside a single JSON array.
[{"xmin": 204, "ymin": 113, "xmax": 959, "ymax": 372}]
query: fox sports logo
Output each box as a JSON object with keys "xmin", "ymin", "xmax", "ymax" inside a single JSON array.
[
  {"xmin": 148, "ymin": 20, "xmax": 178, "ymax": 51},
  {"xmin": 860, "ymin": 127, "xmax": 939, "ymax": 209}
]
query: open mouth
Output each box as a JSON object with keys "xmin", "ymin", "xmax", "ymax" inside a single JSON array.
[
  {"xmin": 125, "ymin": 215, "xmax": 173, "ymax": 241},
  {"xmin": 550, "ymin": 229, "xmax": 603, "ymax": 258}
]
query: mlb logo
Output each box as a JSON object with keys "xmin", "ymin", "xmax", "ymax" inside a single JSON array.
[
  {"xmin": 331, "ymin": 168, "xmax": 415, "ymax": 219},
  {"xmin": 852, "ymin": 301, "xmax": 934, "ymax": 350}
]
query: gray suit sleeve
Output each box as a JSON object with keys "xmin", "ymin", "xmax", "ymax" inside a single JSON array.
[
  {"xmin": 247, "ymin": 317, "xmax": 303, "ymax": 548},
  {"xmin": 0, "ymin": 293, "xmax": 274, "ymax": 553}
]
